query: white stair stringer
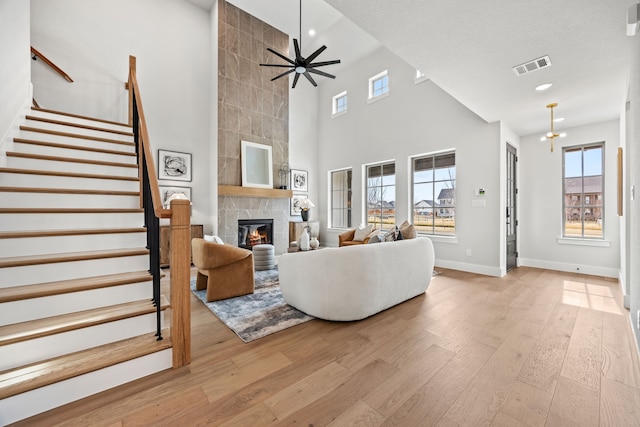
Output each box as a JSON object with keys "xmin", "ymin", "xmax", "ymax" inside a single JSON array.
[
  {"xmin": 0, "ymin": 348, "xmax": 172, "ymax": 426},
  {"xmin": 0, "ymin": 106, "xmax": 172, "ymax": 424}
]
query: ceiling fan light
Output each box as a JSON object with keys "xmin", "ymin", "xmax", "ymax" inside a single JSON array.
[{"xmin": 295, "ymin": 66, "xmax": 307, "ymax": 74}]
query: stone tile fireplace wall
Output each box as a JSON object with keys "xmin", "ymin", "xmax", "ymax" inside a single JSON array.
[
  {"xmin": 218, "ymin": 196, "xmax": 289, "ymax": 254},
  {"xmin": 217, "ymin": 1, "xmax": 291, "ymax": 254}
]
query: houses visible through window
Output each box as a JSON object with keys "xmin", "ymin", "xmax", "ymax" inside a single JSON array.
[
  {"xmin": 330, "ymin": 168, "xmax": 352, "ymax": 228},
  {"xmin": 366, "ymin": 161, "xmax": 395, "ymax": 230},
  {"xmin": 332, "ymin": 91, "xmax": 348, "ymax": 117},
  {"xmin": 368, "ymin": 70, "xmax": 389, "ymax": 101},
  {"xmin": 412, "ymin": 152, "xmax": 456, "ymax": 236},
  {"xmin": 563, "ymin": 143, "xmax": 604, "ymax": 239}
]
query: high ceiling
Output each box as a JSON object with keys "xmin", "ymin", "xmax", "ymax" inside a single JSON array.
[{"xmin": 193, "ymin": 0, "xmax": 635, "ymax": 137}]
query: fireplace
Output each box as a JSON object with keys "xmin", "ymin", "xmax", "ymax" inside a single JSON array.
[{"xmin": 238, "ymin": 219, "xmax": 273, "ymax": 250}]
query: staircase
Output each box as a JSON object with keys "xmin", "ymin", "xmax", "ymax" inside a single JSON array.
[{"xmin": 0, "ymin": 107, "xmax": 173, "ymax": 424}]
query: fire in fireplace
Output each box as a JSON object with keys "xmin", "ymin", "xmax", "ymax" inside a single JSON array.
[{"xmin": 238, "ymin": 219, "xmax": 273, "ymax": 250}]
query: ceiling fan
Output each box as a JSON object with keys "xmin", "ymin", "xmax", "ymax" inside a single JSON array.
[{"xmin": 259, "ymin": 0, "xmax": 341, "ymax": 88}]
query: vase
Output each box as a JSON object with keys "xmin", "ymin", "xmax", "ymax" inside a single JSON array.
[
  {"xmin": 309, "ymin": 236, "xmax": 319, "ymax": 250},
  {"xmin": 301, "ymin": 209, "xmax": 309, "ymax": 221},
  {"xmin": 299, "ymin": 227, "xmax": 310, "ymax": 251}
]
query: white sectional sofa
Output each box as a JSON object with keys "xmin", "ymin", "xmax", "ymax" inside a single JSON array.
[{"xmin": 278, "ymin": 237, "xmax": 435, "ymax": 321}]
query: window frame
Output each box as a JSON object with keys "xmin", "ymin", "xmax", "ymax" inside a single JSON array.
[
  {"xmin": 368, "ymin": 70, "xmax": 389, "ymax": 102},
  {"xmin": 411, "ymin": 151, "xmax": 456, "ymax": 236},
  {"xmin": 329, "ymin": 168, "xmax": 352, "ymax": 229},
  {"xmin": 562, "ymin": 142, "xmax": 605, "ymax": 240},
  {"xmin": 365, "ymin": 160, "xmax": 396, "ymax": 231},
  {"xmin": 332, "ymin": 91, "xmax": 348, "ymax": 118}
]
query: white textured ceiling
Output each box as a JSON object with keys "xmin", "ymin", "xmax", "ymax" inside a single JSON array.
[{"xmin": 194, "ymin": 0, "xmax": 635, "ymax": 136}]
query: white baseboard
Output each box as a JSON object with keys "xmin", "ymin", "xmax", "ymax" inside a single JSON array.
[
  {"xmin": 619, "ymin": 271, "xmax": 631, "ymax": 309},
  {"xmin": 434, "ymin": 258, "xmax": 503, "ymax": 277},
  {"xmin": 518, "ymin": 257, "xmax": 619, "ymax": 278}
]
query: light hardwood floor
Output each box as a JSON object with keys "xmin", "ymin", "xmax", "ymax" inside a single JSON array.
[{"xmin": 15, "ymin": 267, "xmax": 640, "ymax": 426}]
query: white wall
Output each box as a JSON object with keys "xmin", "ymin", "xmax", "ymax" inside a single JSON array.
[
  {"xmin": 519, "ymin": 120, "xmax": 621, "ymax": 278},
  {"xmin": 316, "ymin": 46, "xmax": 503, "ymax": 276},
  {"xmin": 30, "ymin": 0, "xmax": 215, "ymax": 232},
  {"xmin": 0, "ymin": 0, "xmax": 31, "ymax": 165}
]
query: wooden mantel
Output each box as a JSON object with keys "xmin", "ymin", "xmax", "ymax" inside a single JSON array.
[{"xmin": 218, "ymin": 185, "xmax": 293, "ymax": 199}]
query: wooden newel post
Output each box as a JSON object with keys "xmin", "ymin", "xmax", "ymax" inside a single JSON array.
[{"xmin": 169, "ymin": 199, "xmax": 191, "ymax": 368}]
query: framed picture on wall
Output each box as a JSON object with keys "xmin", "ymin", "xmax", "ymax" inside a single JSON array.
[
  {"xmin": 159, "ymin": 186, "xmax": 192, "ymax": 208},
  {"xmin": 158, "ymin": 149, "xmax": 192, "ymax": 182},
  {"xmin": 290, "ymin": 169, "xmax": 308, "ymax": 192},
  {"xmin": 291, "ymin": 193, "xmax": 307, "ymax": 216}
]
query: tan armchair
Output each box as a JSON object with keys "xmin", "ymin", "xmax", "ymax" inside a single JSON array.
[
  {"xmin": 191, "ymin": 238, "xmax": 254, "ymax": 302},
  {"xmin": 338, "ymin": 228, "xmax": 376, "ymax": 247}
]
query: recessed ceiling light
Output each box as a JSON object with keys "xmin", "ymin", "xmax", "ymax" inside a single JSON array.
[
  {"xmin": 540, "ymin": 136, "xmax": 547, "ymax": 141},
  {"xmin": 308, "ymin": 29, "xmax": 316, "ymax": 36},
  {"xmin": 553, "ymin": 117, "xmax": 565, "ymax": 122},
  {"xmin": 559, "ymin": 133, "xmax": 567, "ymax": 138},
  {"xmin": 535, "ymin": 83, "xmax": 552, "ymax": 91}
]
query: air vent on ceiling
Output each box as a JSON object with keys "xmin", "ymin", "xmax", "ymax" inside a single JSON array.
[{"xmin": 512, "ymin": 55, "xmax": 551, "ymax": 76}]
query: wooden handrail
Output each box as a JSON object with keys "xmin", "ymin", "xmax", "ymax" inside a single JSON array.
[
  {"xmin": 127, "ymin": 55, "xmax": 191, "ymax": 368},
  {"xmin": 31, "ymin": 47, "xmax": 74, "ymax": 83}
]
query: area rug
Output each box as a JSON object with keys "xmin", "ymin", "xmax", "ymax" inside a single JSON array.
[{"xmin": 191, "ymin": 268, "xmax": 314, "ymax": 343}]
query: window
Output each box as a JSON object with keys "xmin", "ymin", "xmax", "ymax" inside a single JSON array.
[
  {"xmin": 368, "ymin": 70, "xmax": 389, "ymax": 101},
  {"xmin": 412, "ymin": 152, "xmax": 456, "ymax": 236},
  {"xmin": 563, "ymin": 143, "xmax": 604, "ymax": 238},
  {"xmin": 330, "ymin": 169, "xmax": 352, "ymax": 228},
  {"xmin": 332, "ymin": 91, "xmax": 347, "ymax": 117},
  {"xmin": 366, "ymin": 162, "xmax": 395, "ymax": 230}
]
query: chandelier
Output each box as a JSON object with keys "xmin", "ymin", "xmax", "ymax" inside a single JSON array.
[{"xmin": 545, "ymin": 102, "xmax": 560, "ymax": 152}]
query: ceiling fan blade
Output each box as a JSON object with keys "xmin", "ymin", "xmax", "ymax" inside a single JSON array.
[
  {"xmin": 266, "ymin": 47, "xmax": 295, "ymax": 65},
  {"xmin": 292, "ymin": 73, "xmax": 301, "ymax": 89},
  {"xmin": 272, "ymin": 68, "xmax": 296, "ymax": 81},
  {"xmin": 293, "ymin": 39, "xmax": 302, "ymax": 61},
  {"xmin": 305, "ymin": 45, "xmax": 327, "ymax": 64},
  {"xmin": 303, "ymin": 72, "xmax": 318, "ymax": 87},
  {"xmin": 307, "ymin": 59, "xmax": 341, "ymax": 68},
  {"xmin": 260, "ymin": 63, "xmax": 295, "ymax": 68},
  {"xmin": 307, "ymin": 68, "xmax": 336, "ymax": 79}
]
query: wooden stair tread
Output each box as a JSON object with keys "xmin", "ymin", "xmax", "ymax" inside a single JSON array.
[
  {"xmin": 0, "ymin": 296, "xmax": 169, "ymax": 347},
  {"xmin": 0, "ymin": 330, "xmax": 171, "ymax": 400},
  {"xmin": 0, "ymin": 270, "xmax": 156, "ymax": 303},
  {"xmin": 7, "ymin": 151, "xmax": 138, "ymax": 169},
  {"xmin": 0, "ymin": 187, "xmax": 139, "ymax": 196},
  {"xmin": 0, "ymin": 227, "xmax": 146, "ymax": 240},
  {"xmin": 19, "ymin": 126, "xmax": 135, "ymax": 146},
  {"xmin": 0, "ymin": 208, "xmax": 143, "ymax": 214},
  {"xmin": 25, "ymin": 115, "xmax": 133, "ymax": 137},
  {"xmin": 0, "ymin": 248, "xmax": 150, "ymax": 268},
  {"xmin": 13, "ymin": 137, "xmax": 136, "ymax": 157},
  {"xmin": 31, "ymin": 107, "xmax": 130, "ymax": 128},
  {"xmin": 0, "ymin": 167, "xmax": 139, "ymax": 181}
]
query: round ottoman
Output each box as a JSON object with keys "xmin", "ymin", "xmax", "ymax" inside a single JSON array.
[{"xmin": 253, "ymin": 244, "xmax": 275, "ymax": 271}]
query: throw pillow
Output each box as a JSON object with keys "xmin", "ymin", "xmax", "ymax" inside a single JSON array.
[
  {"xmin": 399, "ymin": 220, "xmax": 417, "ymax": 239},
  {"xmin": 204, "ymin": 235, "xmax": 224, "ymax": 244},
  {"xmin": 382, "ymin": 229, "xmax": 396, "ymax": 242},
  {"xmin": 353, "ymin": 225, "xmax": 373, "ymax": 241},
  {"xmin": 366, "ymin": 229, "xmax": 381, "ymax": 244}
]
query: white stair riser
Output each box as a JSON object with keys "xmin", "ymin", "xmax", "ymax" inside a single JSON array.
[
  {"xmin": 28, "ymin": 110, "xmax": 132, "ymax": 133},
  {"xmin": 0, "ymin": 174, "xmax": 140, "ymax": 192},
  {"xmin": 0, "ymin": 255, "xmax": 150, "ymax": 287},
  {"xmin": 0, "ymin": 192, "xmax": 139, "ymax": 209},
  {"xmin": 0, "ymin": 312, "xmax": 164, "ymax": 371},
  {"xmin": 6, "ymin": 157, "xmax": 139, "ymax": 178},
  {"xmin": 13, "ymin": 142, "xmax": 137, "ymax": 164},
  {"xmin": 24, "ymin": 120, "xmax": 133, "ymax": 142},
  {"xmin": 0, "ymin": 232, "xmax": 147, "ymax": 258},
  {"xmin": 0, "ymin": 281, "xmax": 153, "ymax": 325},
  {"xmin": 19, "ymin": 130, "xmax": 135, "ymax": 152},
  {"xmin": 0, "ymin": 349, "xmax": 172, "ymax": 426},
  {"xmin": 0, "ymin": 212, "xmax": 144, "ymax": 232}
]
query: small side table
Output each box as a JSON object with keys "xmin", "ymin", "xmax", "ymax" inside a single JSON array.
[{"xmin": 253, "ymin": 244, "xmax": 275, "ymax": 270}]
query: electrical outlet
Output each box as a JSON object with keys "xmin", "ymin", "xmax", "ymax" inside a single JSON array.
[
  {"xmin": 465, "ymin": 249, "xmax": 472, "ymax": 257},
  {"xmin": 637, "ymin": 309, "xmax": 640, "ymax": 330}
]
